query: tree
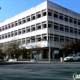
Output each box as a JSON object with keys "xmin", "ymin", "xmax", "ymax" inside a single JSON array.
[
  {"xmin": 60, "ymin": 40, "xmax": 80, "ymax": 57},
  {"xmin": 0, "ymin": 43, "xmax": 6, "ymax": 61},
  {"xmin": 60, "ymin": 42, "xmax": 71, "ymax": 57},
  {"xmin": 3, "ymin": 40, "xmax": 24, "ymax": 61}
]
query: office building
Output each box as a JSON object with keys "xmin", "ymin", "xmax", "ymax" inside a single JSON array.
[{"xmin": 0, "ymin": 1, "xmax": 80, "ymax": 60}]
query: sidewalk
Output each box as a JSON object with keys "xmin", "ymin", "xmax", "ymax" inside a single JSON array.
[
  {"xmin": 0, "ymin": 59, "xmax": 61, "ymax": 65},
  {"xmin": 17, "ymin": 59, "xmax": 60, "ymax": 63}
]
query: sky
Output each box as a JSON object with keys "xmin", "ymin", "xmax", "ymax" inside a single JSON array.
[{"xmin": 0, "ymin": 0, "xmax": 80, "ymax": 22}]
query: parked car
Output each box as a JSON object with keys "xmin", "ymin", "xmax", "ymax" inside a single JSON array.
[
  {"xmin": 64, "ymin": 54, "xmax": 80, "ymax": 62},
  {"xmin": 7, "ymin": 59, "xmax": 17, "ymax": 62}
]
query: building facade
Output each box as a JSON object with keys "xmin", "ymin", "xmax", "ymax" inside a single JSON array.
[{"xmin": 0, "ymin": 1, "xmax": 80, "ymax": 60}]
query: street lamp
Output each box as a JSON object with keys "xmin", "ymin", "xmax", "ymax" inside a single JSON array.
[
  {"xmin": 46, "ymin": 0, "xmax": 51, "ymax": 62},
  {"xmin": 48, "ymin": 28, "xmax": 51, "ymax": 62},
  {"xmin": 46, "ymin": 3, "xmax": 51, "ymax": 62}
]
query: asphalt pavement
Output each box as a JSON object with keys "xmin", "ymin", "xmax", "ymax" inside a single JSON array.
[{"xmin": 0, "ymin": 62, "xmax": 80, "ymax": 80}]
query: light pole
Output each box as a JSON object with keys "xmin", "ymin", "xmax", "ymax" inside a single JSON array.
[
  {"xmin": 48, "ymin": 28, "xmax": 51, "ymax": 62},
  {"xmin": 46, "ymin": 0, "xmax": 51, "ymax": 62}
]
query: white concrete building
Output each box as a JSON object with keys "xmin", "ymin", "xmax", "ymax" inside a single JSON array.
[{"xmin": 0, "ymin": 1, "xmax": 80, "ymax": 60}]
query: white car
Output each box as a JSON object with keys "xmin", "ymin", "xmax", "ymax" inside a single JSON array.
[
  {"xmin": 7, "ymin": 59, "xmax": 17, "ymax": 62},
  {"xmin": 64, "ymin": 54, "xmax": 80, "ymax": 62}
]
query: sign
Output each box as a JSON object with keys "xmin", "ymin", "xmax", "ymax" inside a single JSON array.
[{"xmin": 73, "ymin": 73, "xmax": 80, "ymax": 80}]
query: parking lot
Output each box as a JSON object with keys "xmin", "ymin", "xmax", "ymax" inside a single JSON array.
[{"xmin": 0, "ymin": 62, "xmax": 80, "ymax": 80}]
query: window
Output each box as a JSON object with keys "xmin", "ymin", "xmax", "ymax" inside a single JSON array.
[
  {"xmin": 74, "ymin": 29, "xmax": 77, "ymax": 34},
  {"xmin": 22, "ymin": 38, "xmax": 25, "ymax": 44},
  {"xmin": 11, "ymin": 32, "xmax": 14, "ymax": 37},
  {"xmin": 42, "ymin": 22, "xmax": 46, "ymax": 28},
  {"xmin": 0, "ymin": 36, "xmax": 1, "ymax": 39},
  {"xmin": 70, "ymin": 28, "xmax": 73, "ymax": 33},
  {"xmin": 49, "ymin": 34, "xmax": 53, "ymax": 41},
  {"xmin": 0, "ymin": 27, "xmax": 1, "ymax": 31},
  {"xmin": 79, "ymin": 39, "xmax": 80, "ymax": 44},
  {"xmin": 32, "ymin": 27, "xmax": 35, "ymax": 31},
  {"xmin": 64, "ymin": 15, "xmax": 68, "ymax": 22},
  {"xmin": 8, "ymin": 24, "xmax": 11, "ymax": 28},
  {"xmin": 2, "ymin": 26, "xmax": 4, "ymax": 31},
  {"xmin": 31, "ymin": 14, "xmax": 35, "ymax": 20},
  {"xmin": 27, "ymin": 39, "xmax": 30, "ymax": 43},
  {"xmin": 22, "ymin": 18, "xmax": 26, "ymax": 23},
  {"xmin": 54, "ymin": 35, "xmax": 59, "ymax": 42},
  {"xmin": 27, "ymin": 28, "xmax": 30, "ymax": 32},
  {"xmin": 36, "ymin": 12, "xmax": 41, "ymax": 18},
  {"xmin": 31, "ymin": 37, "xmax": 35, "ymax": 43},
  {"xmin": 42, "ymin": 36, "xmax": 47, "ymax": 41},
  {"xmin": 5, "ymin": 25, "xmax": 7, "ymax": 30},
  {"xmin": 54, "ymin": 23, "xmax": 58, "ymax": 30},
  {"xmin": 79, "ymin": 30, "xmax": 80, "ymax": 35},
  {"xmin": 18, "ymin": 39, "xmax": 22, "ymax": 45},
  {"xmin": 70, "ymin": 38, "xmax": 73, "ymax": 42},
  {"xmin": 60, "ymin": 36, "xmax": 64, "ymax": 42},
  {"xmin": 27, "ymin": 16, "xmax": 30, "ymax": 22},
  {"xmin": 15, "ymin": 21, "xmax": 18, "ymax": 26},
  {"xmin": 78, "ymin": 20, "xmax": 80, "ymax": 25},
  {"xmin": 11, "ymin": 22, "xmax": 14, "ymax": 27},
  {"xmin": 60, "ymin": 25, "xmax": 64, "ymax": 31},
  {"xmin": 48, "ymin": 22, "xmax": 53, "ymax": 28},
  {"xmin": 18, "ymin": 19, "xmax": 22, "ymax": 25},
  {"xmin": 54, "ymin": 11, "xmax": 58, "ymax": 18},
  {"xmin": 8, "ymin": 33, "xmax": 10, "ymax": 37},
  {"xmin": 48, "ymin": 10, "xmax": 52, "ymax": 16},
  {"xmin": 37, "ymin": 37, "xmax": 41, "ymax": 41},
  {"xmin": 15, "ymin": 31, "xmax": 17, "ymax": 36},
  {"xmin": 65, "ymin": 37, "xmax": 69, "ymax": 42},
  {"xmin": 2, "ymin": 35, "xmax": 4, "ymax": 39},
  {"xmin": 65, "ymin": 26, "xmax": 69, "ymax": 32},
  {"xmin": 37, "ymin": 24, "xmax": 41, "ymax": 30},
  {"xmin": 42, "ymin": 10, "xmax": 46, "ymax": 16},
  {"xmin": 22, "ymin": 28, "xmax": 26, "ymax": 34},
  {"xmin": 18, "ymin": 29, "xmax": 21, "ymax": 35},
  {"xmin": 54, "ymin": 37, "xmax": 59, "ymax": 42},
  {"xmin": 74, "ymin": 19, "xmax": 77, "ymax": 24},
  {"xmin": 5, "ymin": 34, "xmax": 7, "ymax": 38},
  {"xmin": 69, "ymin": 17, "xmax": 73, "ymax": 23},
  {"xmin": 43, "ymin": 24, "xmax": 46, "ymax": 28},
  {"xmin": 59, "ymin": 13, "xmax": 63, "ymax": 20}
]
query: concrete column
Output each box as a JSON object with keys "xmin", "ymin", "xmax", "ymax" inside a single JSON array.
[
  {"xmin": 30, "ymin": 50, "xmax": 32, "ymax": 59},
  {"xmin": 58, "ymin": 13, "xmax": 59, "ymax": 19},
  {"xmin": 40, "ymin": 49, "xmax": 43, "ymax": 59},
  {"xmin": 21, "ymin": 38, "xmax": 22, "ymax": 45},
  {"xmin": 63, "ymin": 50, "xmax": 65, "ymax": 58},
  {"xmin": 41, "ymin": 22, "xmax": 43, "ymax": 29},
  {"xmin": 52, "ymin": 49, "xmax": 54, "ymax": 60},
  {"xmin": 41, "ymin": 11, "xmax": 42, "ymax": 17},
  {"xmin": 25, "ymin": 38, "xmax": 26, "ymax": 44},
  {"xmin": 21, "ymin": 28, "xmax": 22, "ymax": 34}
]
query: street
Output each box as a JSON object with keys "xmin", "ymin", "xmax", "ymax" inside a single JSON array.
[{"xmin": 0, "ymin": 62, "xmax": 80, "ymax": 80}]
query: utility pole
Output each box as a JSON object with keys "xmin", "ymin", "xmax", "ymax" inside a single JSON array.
[{"xmin": 46, "ymin": 0, "xmax": 51, "ymax": 62}]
